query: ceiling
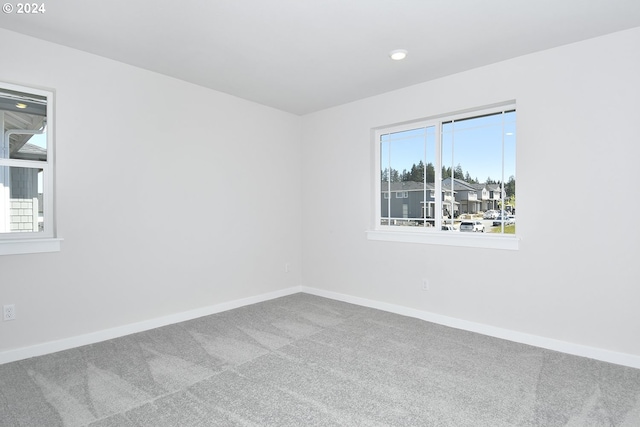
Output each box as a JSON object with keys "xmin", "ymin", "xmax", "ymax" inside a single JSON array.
[{"xmin": 1, "ymin": 0, "xmax": 639, "ymax": 115}]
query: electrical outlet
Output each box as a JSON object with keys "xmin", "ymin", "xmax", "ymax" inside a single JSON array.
[
  {"xmin": 285, "ymin": 263, "xmax": 290, "ymax": 273},
  {"xmin": 421, "ymin": 279, "xmax": 430, "ymax": 291},
  {"xmin": 3, "ymin": 304, "xmax": 16, "ymax": 321}
]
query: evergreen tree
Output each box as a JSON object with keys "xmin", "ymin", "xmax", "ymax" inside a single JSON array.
[
  {"xmin": 454, "ymin": 164, "xmax": 464, "ymax": 179},
  {"xmin": 425, "ymin": 162, "xmax": 435, "ymax": 182},
  {"xmin": 505, "ymin": 175, "xmax": 516, "ymax": 197},
  {"xmin": 413, "ymin": 160, "xmax": 425, "ymax": 182}
]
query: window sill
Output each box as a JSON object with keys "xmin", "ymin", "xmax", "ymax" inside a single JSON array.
[
  {"xmin": 366, "ymin": 229, "xmax": 519, "ymax": 250},
  {"xmin": 0, "ymin": 238, "xmax": 63, "ymax": 256}
]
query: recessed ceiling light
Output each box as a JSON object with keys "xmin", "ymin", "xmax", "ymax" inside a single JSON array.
[
  {"xmin": 15, "ymin": 103, "xmax": 28, "ymax": 109},
  {"xmin": 389, "ymin": 49, "xmax": 408, "ymax": 61}
]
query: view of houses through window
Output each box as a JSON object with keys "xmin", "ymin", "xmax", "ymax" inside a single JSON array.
[
  {"xmin": 0, "ymin": 84, "xmax": 49, "ymax": 237},
  {"xmin": 378, "ymin": 106, "xmax": 516, "ymax": 234}
]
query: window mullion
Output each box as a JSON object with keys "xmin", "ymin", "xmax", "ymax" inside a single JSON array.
[
  {"xmin": 435, "ymin": 123, "xmax": 442, "ymax": 230},
  {"xmin": 422, "ymin": 127, "xmax": 427, "ymax": 226},
  {"xmin": 386, "ymin": 136, "xmax": 391, "ymax": 224},
  {"xmin": 501, "ymin": 111, "xmax": 506, "ymax": 233}
]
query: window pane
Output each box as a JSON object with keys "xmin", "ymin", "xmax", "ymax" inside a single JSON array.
[
  {"xmin": 441, "ymin": 123, "xmax": 457, "ymax": 229},
  {"xmin": 0, "ymin": 166, "xmax": 44, "ymax": 233},
  {"xmin": 380, "ymin": 136, "xmax": 390, "ymax": 224},
  {"xmin": 502, "ymin": 111, "xmax": 516, "ymax": 234},
  {"xmin": 1, "ymin": 89, "xmax": 48, "ymax": 161},
  {"xmin": 380, "ymin": 126, "xmax": 435, "ymax": 227},
  {"xmin": 442, "ymin": 110, "xmax": 516, "ymax": 234}
]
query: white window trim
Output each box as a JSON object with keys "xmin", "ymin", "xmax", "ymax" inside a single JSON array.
[
  {"xmin": 0, "ymin": 237, "xmax": 63, "ymax": 255},
  {"xmin": 0, "ymin": 81, "xmax": 60, "ymax": 255},
  {"xmin": 368, "ymin": 101, "xmax": 519, "ymax": 251},
  {"xmin": 366, "ymin": 229, "xmax": 519, "ymax": 250}
]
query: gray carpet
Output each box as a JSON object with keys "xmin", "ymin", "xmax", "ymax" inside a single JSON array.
[{"xmin": 1, "ymin": 293, "xmax": 639, "ymax": 426}]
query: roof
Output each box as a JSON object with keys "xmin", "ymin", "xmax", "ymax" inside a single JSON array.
[
  {"xmin": 442, "ymin": 177, "xmax": 478, "ymax": 192},
  {"xmin": 14, "ymin": 142, "xmax": 47, "ymax": 161},
  {"xmin": 382, "ymin": 181, "xmax": 434, "ymax": 192},
  {"xmin": 383, "ymin": 178, "xmax": 506, "ymax": 194}
]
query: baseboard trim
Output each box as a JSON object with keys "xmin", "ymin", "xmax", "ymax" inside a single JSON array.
[
  {"xmin": 4, "ymin": 285, "xmax": 639, "ymax": 370},
  {"xmin": 301, "ymin": 286, "xmax": 640, "ymax": 370},
  {"xmin": 0, "ymin": 286, "xmax": 302, "ymax": 365}
]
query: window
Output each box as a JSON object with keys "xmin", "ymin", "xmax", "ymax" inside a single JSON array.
[
  {"xmin": 0, "ymin": 82, "xmax": 60, "ymax": 255},
  {"xmin": 370, "ymin": 103, "xmax": 517, "ymax": 250}
]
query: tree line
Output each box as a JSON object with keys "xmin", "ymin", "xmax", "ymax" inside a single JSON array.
[{"xmin": 382, "ymin": 161, "xmax": 515, "ymax": 197}]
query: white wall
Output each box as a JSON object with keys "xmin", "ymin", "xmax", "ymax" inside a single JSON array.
[
  {"xmin": 301, "ymin": 27, "xmax": 640, "ymax": 358},
  {"xmin": 0, "ymin": 28, "xmax": 302, "ymax": 353},
  {"xmin": 2, "ymin": 25, "xmax": 639, "ymax": 365}
]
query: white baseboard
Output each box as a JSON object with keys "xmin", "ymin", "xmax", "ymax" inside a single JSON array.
[
  {"xmin": 301, "ymin": 286, "xmax": 640, "ymax": 370},
  {"xmin": 0, "ymin": 286, "xmax": 302, "ymax": 365},
  {"xmin": 4, "ymin": 285, "xmax": 639, "ymax": 370}
]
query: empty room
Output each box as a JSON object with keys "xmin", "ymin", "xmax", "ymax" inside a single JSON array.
[{"xmin": 1, "ymin": 1, "xmax": 640, "ymax": 426}]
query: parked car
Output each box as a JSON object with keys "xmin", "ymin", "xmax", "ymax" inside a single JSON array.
[
  {"xmin": 492, "ymin": 215, "xmax": 515, "ymax": 226},
  {"xmin": 459, "ymin": 220, "xmax": 485, "ymax": 232},
  {"xmin": 441, "ymin": 224, "xmax": 457, "ymax": 231},
  {"xmin": 483, "ymin": 210, "xmax": 498, "ymax": 219}
]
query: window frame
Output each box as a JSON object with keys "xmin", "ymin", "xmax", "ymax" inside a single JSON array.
[
  {"xmin": 368, "ymin": 102, "xmax": 519, "ymax": 250},
  {"xmin": 0, "ymin": 81, "xmax": 61, "ymax": 255}
]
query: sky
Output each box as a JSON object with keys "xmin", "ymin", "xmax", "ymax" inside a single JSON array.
[
  {"xmin": 381, "ymin": 111, "xmax": 516, "ymax": 184},
  {"xmin": 29, "ymin": 132, "xmax": 47, "ymax": 149}
]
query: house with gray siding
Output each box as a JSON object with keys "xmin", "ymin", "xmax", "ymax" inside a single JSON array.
[
  {"xmin": 381, "ymin": 180, "xmax": 459, "ymax": 223},
  {"xmin": 472, "ymin": 182, "xmax": 504, "ymax": 212},
  {"xmin": 381, "ymin": 177, "xmax": 508, "ymax": 221},
  {"xmin": 442, "ymin": 178, "xmax": 483, "ymax": 214}
]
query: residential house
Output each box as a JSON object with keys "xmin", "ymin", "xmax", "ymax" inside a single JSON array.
[
  {"xmin": 381, "ymin": 180, "xmax": 458, "ymax": 223},
  {"xmin": 382, "ymin": 177, "xmax": 499, "ymax": 218},
  {"xmin": 442, "ymin": 177, "xmax": 482, "ymax": 214}
]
